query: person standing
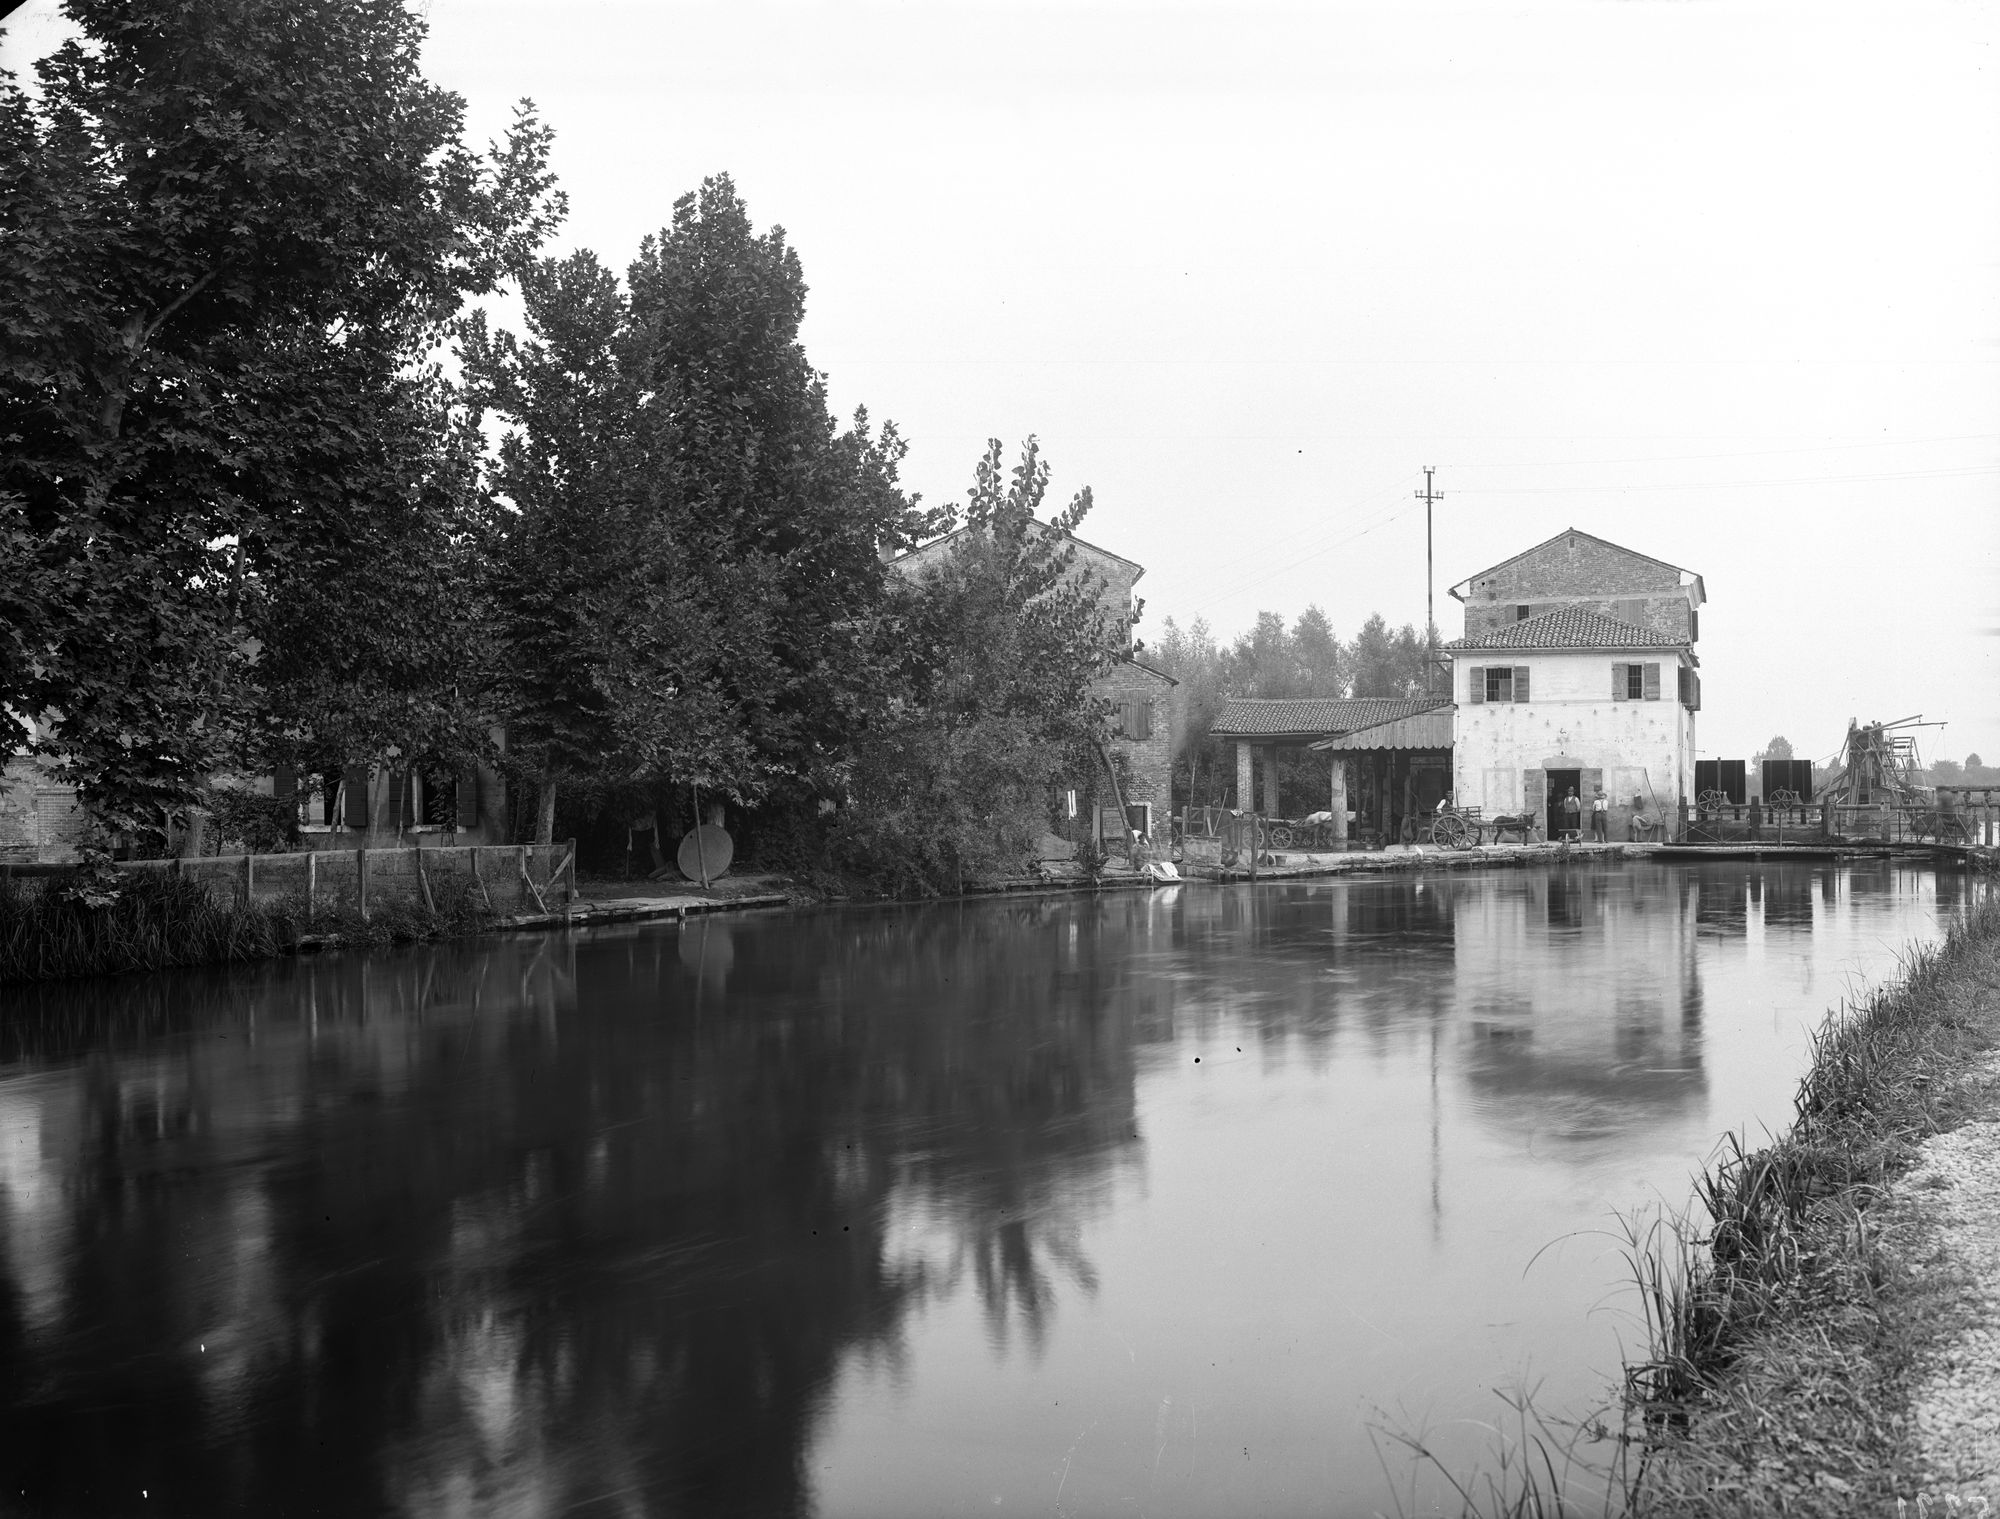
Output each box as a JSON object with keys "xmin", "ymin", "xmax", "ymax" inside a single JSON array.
[
  {"xmin": 1590, "ymin": 787, "xmax": 1609, "ymax": 843},
  {"xmin": 1561, "ymin": 787, "xmax": 1582, "ymax": 840}
]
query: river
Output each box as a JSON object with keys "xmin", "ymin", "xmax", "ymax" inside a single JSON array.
[{"xmin": 0, "ymin": 859, "xmax": 1979, "ymax": 1517}]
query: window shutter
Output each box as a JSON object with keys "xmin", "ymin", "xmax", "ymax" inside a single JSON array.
[
  {"xmin": 1643, "ymin": 663, "xmax": 1661, "ymax": 700},
  {"xmin": 1692, "ymin": 672, "xmax": 1702, "ymax": 712},
  {"xmin": 1512, "ymin": 665, "xmax": 1530, "ymax": 702},
  {"xmin": 1136, "ymin": 700, "xmax": 1153, "ymax": 740},
  {"xmin": 1523, "ymin": 769, "xmax": 1547, "ymax": 823},
  {"xmin": 456, "ymin": 767, "xmax": 480, "ymax": 828},
  {"xmin": 1468, "ymin": 666, "xmax": 1485, "ymax": 704},
  {"xmin": 1612, "ymin": 662, "xmax": 1626, "ymax": 700},
  {"xmin": 1677, "ymin": 666, "xmax": 1691, "ymax": 706},
  {"xmin": 343, "ymin": 766, "xmax": 371, "ymax": 828}
]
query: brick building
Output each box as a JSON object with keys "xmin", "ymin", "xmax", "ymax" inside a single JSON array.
[
  {"xmin": 891, "ymin": 526, "xmax": 1178, "ymax": 846},
  {"xmin": 1445, "ymin": 529, "xmax": 1703, "ymax": 839}
]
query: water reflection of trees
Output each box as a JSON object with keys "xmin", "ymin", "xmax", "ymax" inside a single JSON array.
[{"xmin": 0, "ymin": 904, "xmax": 1144, "ymax": 1516}]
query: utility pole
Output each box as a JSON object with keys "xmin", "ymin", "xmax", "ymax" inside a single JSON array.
[{"xmin": 1416, "ymin": 467, "xmax": 1444, "ymax": 690}]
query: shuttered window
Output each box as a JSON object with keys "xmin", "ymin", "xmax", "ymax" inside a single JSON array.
[
  {"xmin": 1613, "ymin": 663, "xmax": 1645, "ymax": 700},
  {"xmin": 1642, "ymin": 662, "xmax": 1661, "ymax": 700},
  {"xmin": 1468, "ymin": 666, "xmax": 1485, "ymax": 704},
  {"xmin": 1485, "ymin": 667, "xmax": 1513, "ymax": 702},
  {"xmin": 1113, "ymin": 700, "xmax": 1154, "ymax": 739},
  {"xmin": 1512, "ymin": 665, "xmax": 1530, "ymax": 702}
]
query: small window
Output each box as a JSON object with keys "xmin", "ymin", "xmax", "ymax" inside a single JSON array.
[
  {"xmin": 1625, "ymin": 665, "xmax": 1645, "ymax": 700},
  {"xmin": 1485, "ymin": 667, "xmax": 1513, "ymax": 702},
  {"xmin": 1515, "ymin": 604, "xmax": 1531, "ymax": 622}
]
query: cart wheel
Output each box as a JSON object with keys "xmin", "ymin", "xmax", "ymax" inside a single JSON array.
[
  {"xmin": 1269, "ymin": 825, "xmax": 1293, "ymax": 848},
  {"xmin": 1451, "ymin": 818, "xmax": 1477, "ymax": 850}
]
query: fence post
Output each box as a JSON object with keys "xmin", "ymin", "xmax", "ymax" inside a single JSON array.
[
  {"xmin": 357, "ymin": 847, "xmax": 370, "ymax": 921},
  {"xmin": 414, "ymin": 845, "xmax": 436, "ymax": 913},
  {"xmin": 307, "ymin": 851, "xmax": 317, "ymax": 921},
  {"xmin": 470, "ymin": 846, "xmax": 494, "ymax": 912}
]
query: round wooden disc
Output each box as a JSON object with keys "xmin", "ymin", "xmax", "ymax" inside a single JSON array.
[{"xmin": 676, "ymin": 825, "xmax": 734, "ymax": 882}]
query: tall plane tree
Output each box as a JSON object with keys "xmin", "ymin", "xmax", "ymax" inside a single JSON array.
[
  {"xmin": 623, "ymin": 176, "xmax": 925, "ymax": 806},
  {"xmin": 0, "ymin": 0, "xmax": 561, "ymax": 840}
]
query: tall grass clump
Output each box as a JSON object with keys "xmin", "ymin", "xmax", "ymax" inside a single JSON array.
[
  {"xmin": 1623, "ymin": 890, "xmax": 2000, "ymax": 1512},
  {"xmin": 0, "ymin": 868, "xmax": 294, "ymax": 984},
  {"xmin": 1, "ymin": 854, "xmax": 501, "ymax": 986}
]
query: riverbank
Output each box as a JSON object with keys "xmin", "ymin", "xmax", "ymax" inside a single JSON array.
[{"xmin": 1626, "ymin": 891, "xmax": 2000, "ymax": 1515}]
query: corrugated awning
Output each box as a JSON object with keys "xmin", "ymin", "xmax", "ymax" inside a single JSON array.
[
  {"xmin": 1210, "ymin": 696, "xmax": 1451, "ymax": 742},
  {"xmin": 1308, "ymin": 708, "xmax": 1455, "ymax": 752}
]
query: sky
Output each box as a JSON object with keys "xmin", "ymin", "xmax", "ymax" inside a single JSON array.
[{"xmin": 5, "ymin": 0, "xmax": 1997, "ymax": 770}]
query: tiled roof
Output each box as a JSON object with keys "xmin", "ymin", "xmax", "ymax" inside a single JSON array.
[
  {"xmin": 1210, "ymin": 696, "xmax": 1452, "ymax": 738},
  {"xmin": 1443, "ymin": 607, "xmax": 1681, "ymax": 652}
]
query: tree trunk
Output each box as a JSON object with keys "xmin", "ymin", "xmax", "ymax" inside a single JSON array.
[{"xmin": 536, "ymin": 777, "xmax": 557, "ymax": 846}]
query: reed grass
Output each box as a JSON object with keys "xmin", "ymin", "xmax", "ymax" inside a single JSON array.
[
  {"xmin": 0, "ymin": 862, "xmax": 497, "ymax": 986},
  {"xmin": 1623, "ymin": 891, "xmax": 2000, "ymax": 1514}
]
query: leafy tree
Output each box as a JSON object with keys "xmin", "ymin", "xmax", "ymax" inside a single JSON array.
[
  {"xmin": 1348, "ymin": 613, "xmax": 1428, "ymax": 698},
  {"xmin": 835, "ymin": 439, "xmax": 1115, "ymax": 895},
  {"xmin": 1291, "ymin": 606, "xmax": 1347, "ymax": 697},
  {"xmin": 0, "ymin": 0, "xmax": 561, "ymax": 838},
  {"xmin": 622, "ymin": 176, "xmax": 926, "ymax": 805},
  {"xmin": 1752, "ymin": 735, "xmax": 1795, "ymax": 763},
  {"xmin": 1154, "ymin": 617, "xmax": 1228, "ymax": 807},
  {"xmin": 463, "ymin": 250, "xmax": 748, "ymax": 844}
]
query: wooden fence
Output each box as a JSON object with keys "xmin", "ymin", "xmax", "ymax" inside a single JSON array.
[{"xmin": 7, "ymin": 842, "xmax": 577, "ymax": 920}]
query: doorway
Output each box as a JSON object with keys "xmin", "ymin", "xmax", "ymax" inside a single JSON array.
[{"xmin": 1546, "ymin": 768, "xmax": 1582, "ymax": 839}]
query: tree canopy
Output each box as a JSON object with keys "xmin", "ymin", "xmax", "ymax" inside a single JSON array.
[{"xmin": 0, "ymin": 0, "xmax": 561, "ymax": 836}]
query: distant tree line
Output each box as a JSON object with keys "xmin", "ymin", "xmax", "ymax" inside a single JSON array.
[
  {"xmin": 0, "ymin": 0, "xmax": 1119, "ymax": 893},
  {"xmin": 1150, "ymin": 609, "xmax": 1434, "ymax": 810}
]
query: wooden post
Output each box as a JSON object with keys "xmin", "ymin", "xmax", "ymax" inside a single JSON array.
[
  {"xmin": 307, "ymin": 851, "xmax": 317, "ymax": 921},
  {"xmin": 563, "ymin": 840, "xmax": 577, "ymax": 907},
  {"xmin": 469, "ymin": 846, "xmax": 494, "ymax": 912},
  {"xmin": 414, "ymin": 845, "xmax": 436, "ymax": 913},
  {"xmin": 243, "ymin": 852, "xmax": 254, "ymax": 906},
  {"xmin": 357, "ymin": 848, "xmax": 370, "ymax": 921},
  {"xmin": 519, "ymin": 845, "xmax": 548, "ymax": 914},
  {"xmin": 1329, "ymin": 755, "xmax": 1348, "ymax": 848}
]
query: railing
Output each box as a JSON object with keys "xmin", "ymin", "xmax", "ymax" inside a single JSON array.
[
  {"xmin": 5, "ymin": 842, "xmax": 578, "ymax": 920},
  {"xmin": 1677, "ymin": 797, "xmax": 1999, "ymax": 848}
]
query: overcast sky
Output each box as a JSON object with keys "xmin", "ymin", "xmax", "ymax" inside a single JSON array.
[{"xmin": 6, "ymin": 0, "xmax": 1997, "ymax": 769}]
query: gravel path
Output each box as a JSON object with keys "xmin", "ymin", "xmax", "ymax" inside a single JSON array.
[{"xmin": 1905, "ymin": 1075, "xmax": 2000, "ymax": 1498}]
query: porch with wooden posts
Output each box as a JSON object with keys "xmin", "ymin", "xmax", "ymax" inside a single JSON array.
[{"xmin": 1207, "ymin": 697, "xmax": 1454, "ymax": 850}]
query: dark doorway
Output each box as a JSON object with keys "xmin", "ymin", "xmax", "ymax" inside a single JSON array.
[{"xmin": 1547, "ymin": 768, "xmax": 1582, "ymax": 839}]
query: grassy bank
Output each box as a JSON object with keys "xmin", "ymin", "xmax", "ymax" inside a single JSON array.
[
  {"xmin": 0, "ymin": 870, "xmax": 491, "ymax": 985},
  {"xmin": 1625, "ymin": 890, "xmax": 2000, "ymax": 1515}
]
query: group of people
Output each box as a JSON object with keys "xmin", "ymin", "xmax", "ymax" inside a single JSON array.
[
  {"xmin": 1433, "ymin": 785, "xmax": 1618, "ymax": 842},
  {"xmin": 1559, "ymin": 786, "xmax": 1611, "ymax": 842}
]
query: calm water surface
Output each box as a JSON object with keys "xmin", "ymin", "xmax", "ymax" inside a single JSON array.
[{"xmin": 0, "ymin": 861, "xmax": 1981, "ymax": 1517}]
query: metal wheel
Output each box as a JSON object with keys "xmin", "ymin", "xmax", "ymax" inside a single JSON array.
[
  {"xmin": 1697, "ymin": 789, "xmax": 1730, "ymax": 815},
  {"xmin": 1769, "ymin": 789, "xmax": 1800, "ymax": 810}
]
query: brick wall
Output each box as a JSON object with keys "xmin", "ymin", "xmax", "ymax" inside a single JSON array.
[
  {"xmin": 1, "ymin": 756, "xmax": 86, "ymax": 864},
  {"xmin": 1465, "ymin": 591, "xmax": 1696, "ymax": 642},
  {"xmin": 1460, "ymin": 532, "xmax": 1697, "ymax": 641},
  {"xmin": 1093, "ymin": 660, "xmax": 1176, "ymax": 834}
]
